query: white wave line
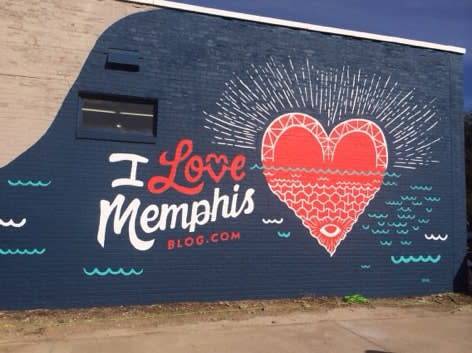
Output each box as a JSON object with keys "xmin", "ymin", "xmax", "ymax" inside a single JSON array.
[
  {"xmin": 0, "ymin": 218, "xmax": 27, "ymax": 228},
  {"xmin": 424, "ymin": 234, "xmax": 448, "ymax": 241},
  {"xmin": 262, "ymin": 218, "xmax": 284, "ymax": 224}
]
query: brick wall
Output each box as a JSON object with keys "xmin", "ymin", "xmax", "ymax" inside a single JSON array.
[
  {"xmin": 0, "ymin": 0, "xmax": 153, "ymax": 167},
  {"xmin": 0, "ymin": 6, "xmax": 466, "ymax": 309}
]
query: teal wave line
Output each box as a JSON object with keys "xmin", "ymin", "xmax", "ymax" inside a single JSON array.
[
  {"xmin": 0, "ymin": 248, "xmax": 46, "ymax": 255},
  {"xmin": 412, "ymin": 225, "xmax": 420, "ymax": 231},
  {"xmin": 385, "ymin": 172, "xmax": 401, "ymax": 178},
  {"xmin": 400, "ymin": 240, "xmax": 413, "ymax": 246},
  {"xmin": 391, "ymin": 255, "xmax": 441, "ymax": 264},
  {"xmin": 412, "ymin": 201, "xmax": 423, "ymax": 206},
  {"xmin": 421, "ymin": 278, "xmax": 431, "ymax": 283},
  {"xmin": 367, "ymin": 213, "xmax": 389, "ymax": 219},
  {"xmin": 409, "ymin": 185, "xmax": 433, "ymax": 191},
  {"xmin": 424, "ymin": 196, "xmax": 441, "ymax": 202},
  {"xmin": 83, "ymin": 267, "xmax": 143, "ymax": 276},
  {"xmin": 249, "ymin": 164, "xmax": 263, "ymax": 170},
  {"xmin": 401, "ymin": 196, "xmax": 417, "ymax": 201},
  {"xmin": 265, "ymin": 166, "xmax": 383, "ymax": 175},
  {"xmin": 361, "ymin": 224, "xmax": 370, "ymax": 230},
  {"xmin": 385, "ymin": 200, "xmax": 402, "ymax": 206},
  {"xmin": 425, "ymin": 208, "xmax": 433, "ymax": 213},
  {"xmin": 377, "ymin": 221, "xmax": 385, "ymax": 226},
  {"xmin": 387, "ymin": 221, "xmax": 408, "ymax": 228},
  {"xmin": 397, "ymin": 207, "xmax": 412, "ymax": 212},
  {"xmin": 277, "ymin": 231, "xmax": 291, "ymax": 238},
  {"xmin": 382, "ymin": 181, "xmax": 398, "ymax": 186},
  {"xmin": 396, "ymin": 229, "xmax": 409, "ymax": 235},
  {"xmin": 360, "ymin": 265, "xmax": 371, "ymax": 269},
  {"xmin": 7, "ymin": 180, "xmax": 51, "ymax": 187},
  {"xmin": 379, "ymin": 240, "xmax": 392, "ymax": 246},
  {"xmin": 418, "ymin": 218, "xmax": 430, "ymax": 224},
  {"xmin": 397, "ymin": 214, "xmax": 416, "ymax": 220},
  {"xmin": 371, "ymin": 228, "xmax": 390, "ymax": 235}
]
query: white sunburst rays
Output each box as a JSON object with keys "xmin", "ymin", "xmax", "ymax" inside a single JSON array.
[
  {"xmin": 382, "ymin": 96, "xmax": 440, "ymax": 169},
  {"xmin": 203, "ymin": 56, "xmax": 441, "ymax": 169}
]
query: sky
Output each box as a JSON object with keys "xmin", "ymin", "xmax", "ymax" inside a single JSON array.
[{"xmin": 172, "ymin": 0, "xmax": 472, "ymax": 111}]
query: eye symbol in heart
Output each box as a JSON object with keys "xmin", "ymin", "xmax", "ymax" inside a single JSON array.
[{"xmin": 261, "ymin": 113, "xmax": 388, "ymax": 256}]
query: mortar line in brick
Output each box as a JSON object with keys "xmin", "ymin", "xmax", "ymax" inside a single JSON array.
[{"xmin": 0, "ymin": 72, "xmax": 68, "ymax": 81}]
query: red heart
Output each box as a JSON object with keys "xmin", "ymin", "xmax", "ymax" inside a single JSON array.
[
  {"xmin": 261, "ymin": 113, "xmax": 388, "ymax": 256},
  {"xmin": 205, "ymin": 154, "xmax": 229, "ymax": 183}
]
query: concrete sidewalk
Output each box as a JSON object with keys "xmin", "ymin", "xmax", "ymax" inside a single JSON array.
[{"xmin": 1, "ymin": 306, "xmax": 471, "ymax": 353}]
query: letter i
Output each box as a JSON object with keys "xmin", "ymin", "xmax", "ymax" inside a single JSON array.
[{"xmin": 229, "ymin": 184, "xmax": 240, "ymax": 217}]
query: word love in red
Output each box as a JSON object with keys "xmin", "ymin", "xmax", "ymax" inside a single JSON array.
[{"xmin": 147, "ymin": 139, "xmax": 246, "ymax": 195}]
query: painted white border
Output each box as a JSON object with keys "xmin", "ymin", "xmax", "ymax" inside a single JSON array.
[{"xmin": 121, "ymin": 0, "xmax": 465, "ymax": 54}]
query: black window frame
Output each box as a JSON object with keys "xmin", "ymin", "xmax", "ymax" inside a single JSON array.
[{"xmin": 77, "ymin": 92, "xmax": 158, "ymax": 144}]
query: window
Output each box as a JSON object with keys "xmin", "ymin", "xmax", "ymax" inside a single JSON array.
[
  {"xmin": 77, "ymin": 93, "xmax": 157, "ymax": 143},
  {"xmin": 105, "ymin": 49, "xmax": 140, "ymax": 72}
]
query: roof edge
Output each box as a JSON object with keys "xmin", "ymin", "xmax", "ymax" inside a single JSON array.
[{"xmin": 120, "ymin": 0, "xmax": 466, "ymax": 54}]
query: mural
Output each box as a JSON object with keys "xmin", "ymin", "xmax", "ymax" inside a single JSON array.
[{"xmin": 0, "ymin": 9, "xmax": 465, "ymax": 309}]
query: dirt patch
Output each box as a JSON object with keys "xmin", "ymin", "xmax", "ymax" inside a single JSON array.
[{"xmin": 1, "ymin": 293, "xmax": 471, "ymax": 341}]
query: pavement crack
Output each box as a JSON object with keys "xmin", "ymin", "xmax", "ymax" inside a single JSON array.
[{"xmin": 333, "ymin": 320, "xmax": 392, "ymax": 352}]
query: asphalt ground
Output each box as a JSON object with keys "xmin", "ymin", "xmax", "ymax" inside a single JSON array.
[{"xmin": 1, "ymin": 293, "xmax": 471, "ymax": 353}]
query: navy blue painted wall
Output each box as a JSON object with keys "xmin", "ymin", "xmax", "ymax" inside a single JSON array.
[{"xmin": 0, "ymin": 8, "xmax": 466, "ymax": 309}]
